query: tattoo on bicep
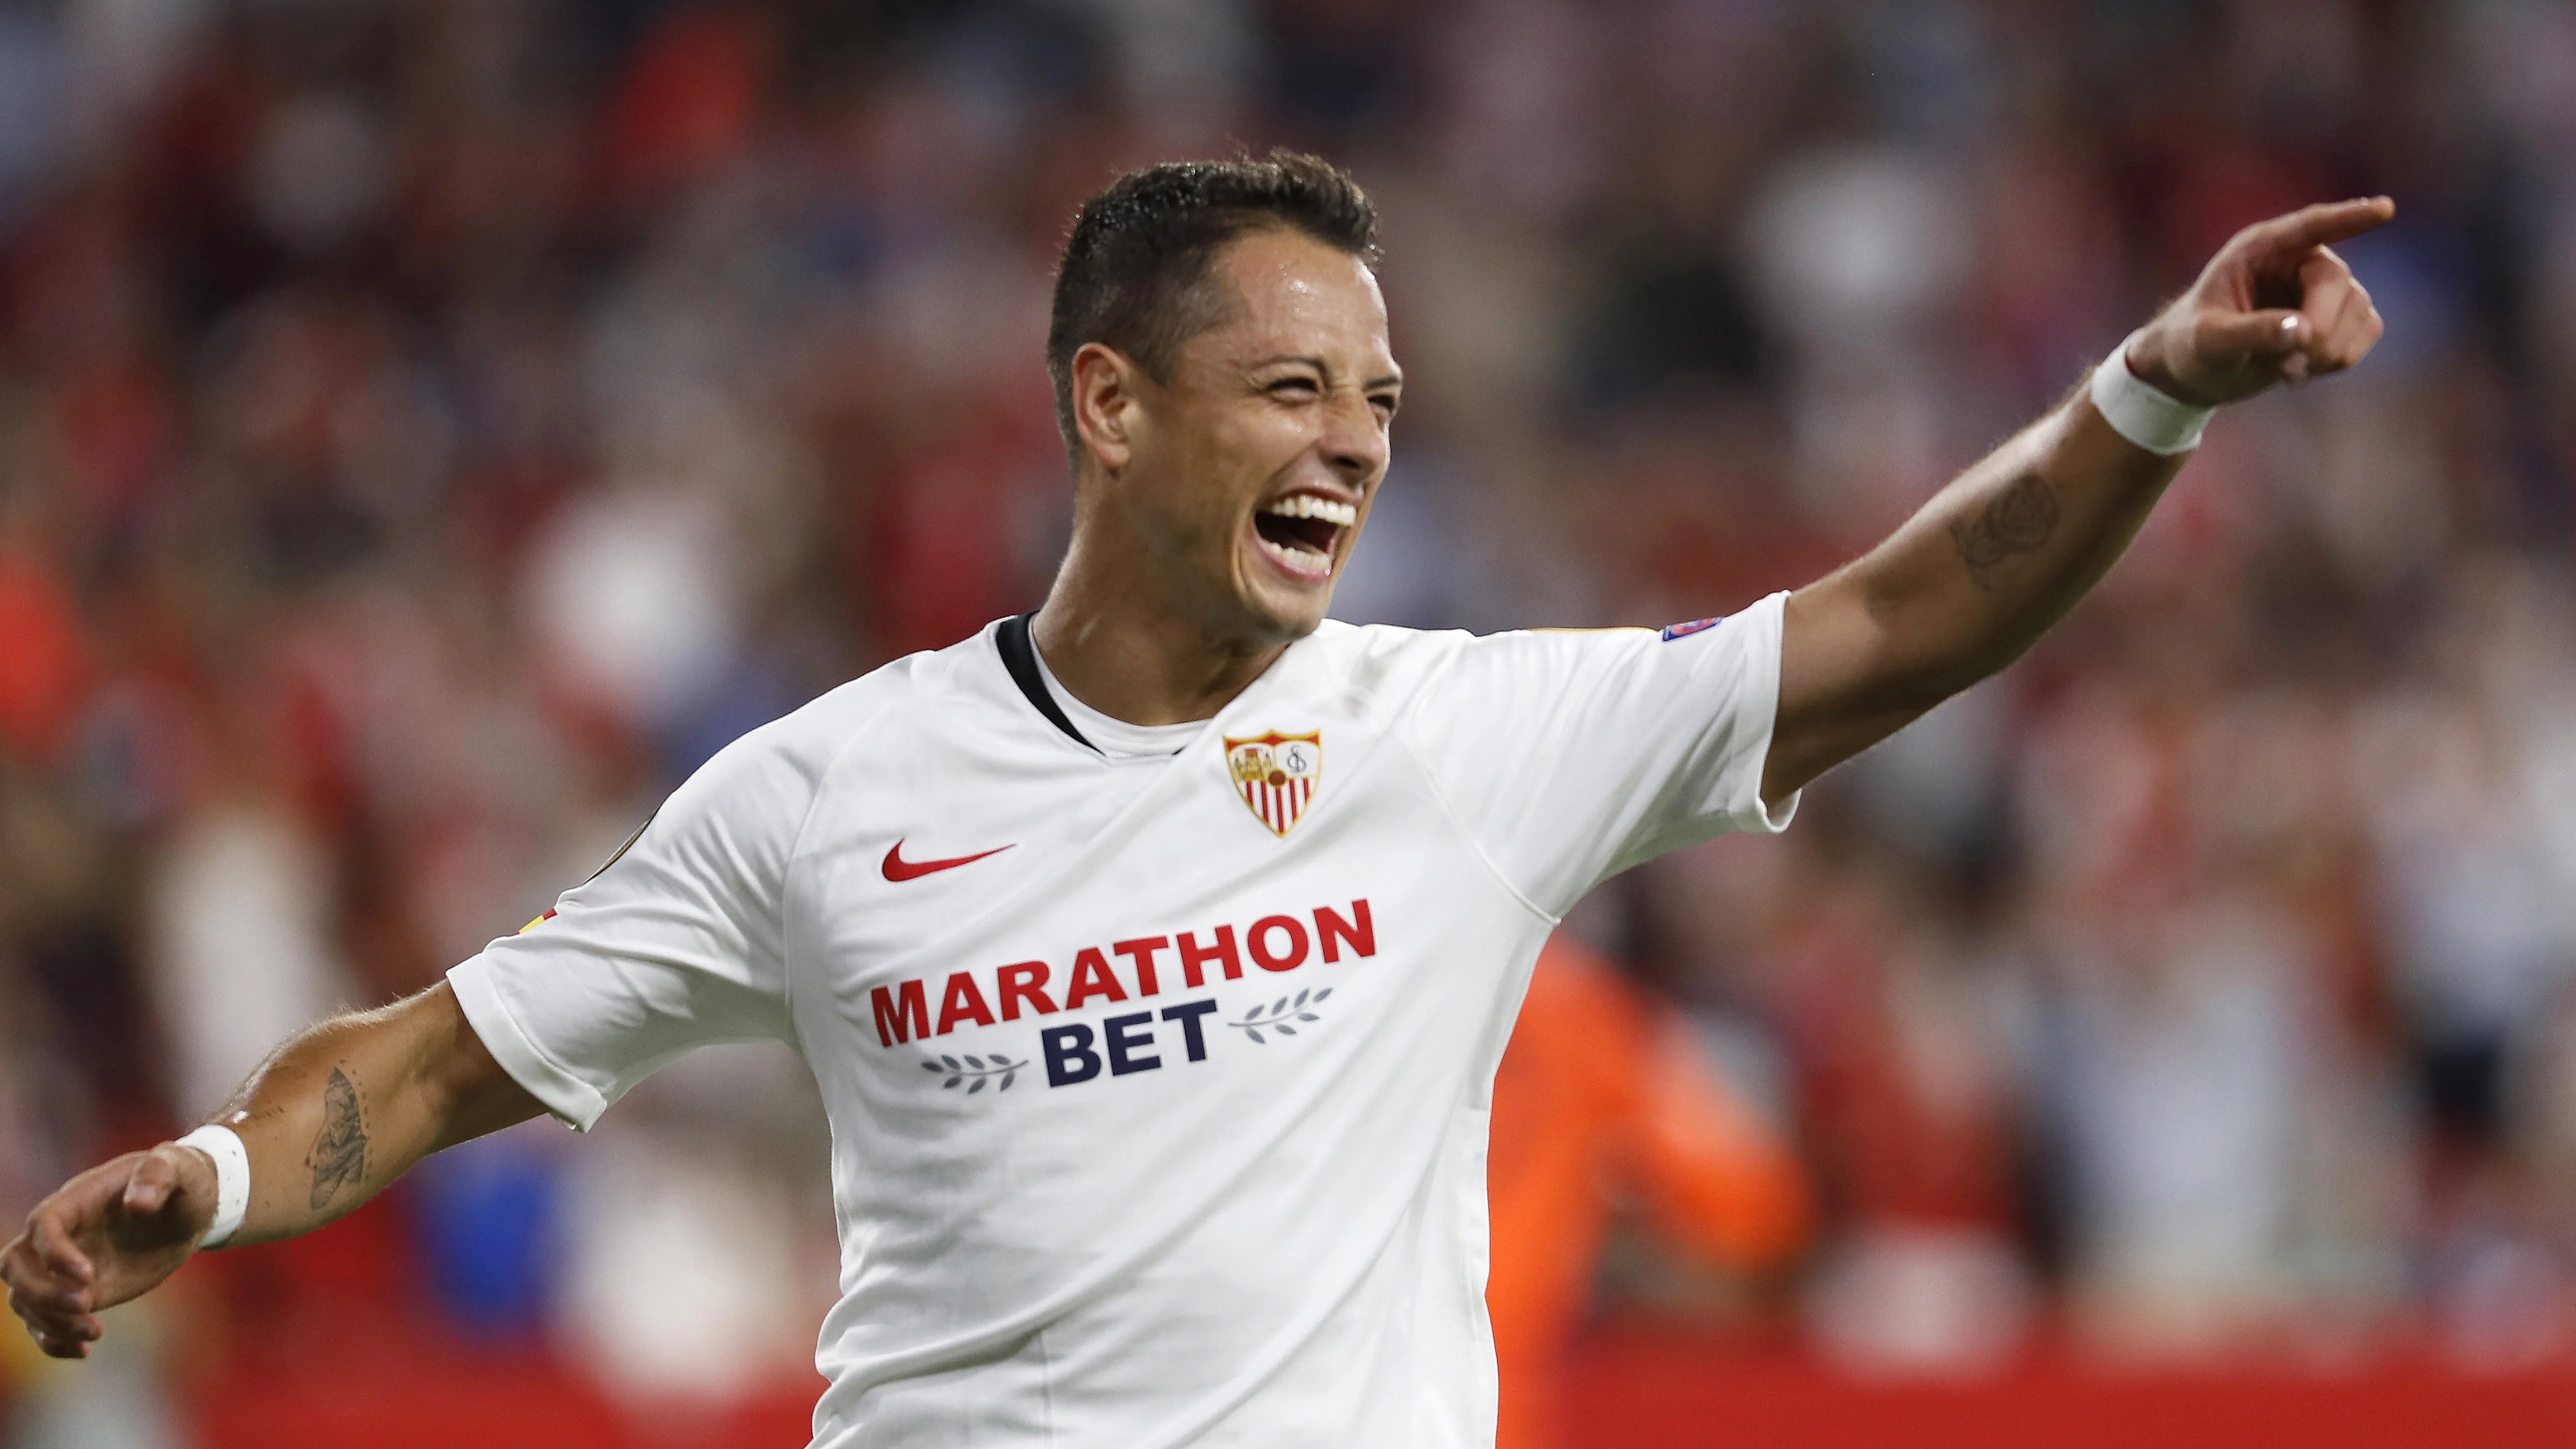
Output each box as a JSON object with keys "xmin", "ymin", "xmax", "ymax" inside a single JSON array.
[
  {"xmin": 306, "ymin": 1067, "xmax": 368, "ymax": 1210},
  {"xmin": 1948, "ymin": 471, "xmax": 2062, "ymax": 591}
]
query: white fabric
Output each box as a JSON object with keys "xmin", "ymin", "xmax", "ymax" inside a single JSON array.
[
  {"xmin": 1033, "ymin": 641, "xmax": 1205, "ymax": 759},
  {"xmin": 449, "ymin": 596, "xmax": 1796, "ymax": 1449},
  {"xmin": 2089, "ymin": 330, "xmax": 2214, "ymax": 455},
  {"xmin": 174, "ymin": 1124, "xmax": 250, "ymax": 1248}
]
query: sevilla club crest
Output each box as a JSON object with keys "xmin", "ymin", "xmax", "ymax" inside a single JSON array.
[{"xmin": 1225, "ymin": 731, "xmax": 1322, "ymax": 836}]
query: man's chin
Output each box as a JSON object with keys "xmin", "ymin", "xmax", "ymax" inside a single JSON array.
[
  {"xmin": 1234, "ymin": 581, "xmax": 1334, "ymax": 645},
  {"xmin": 1224, "ymin": 547, "xmax": 1337, "ymax": 642}
]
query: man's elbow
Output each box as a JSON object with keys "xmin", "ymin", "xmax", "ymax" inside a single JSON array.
[{"xmin": 391, "ymin": 982, "xmax": 546, "ymax": 1148}]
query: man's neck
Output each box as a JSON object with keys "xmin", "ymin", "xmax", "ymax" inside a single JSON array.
[{"xmin": 1031, "ymin": 546, "xmax": 1292, "ymax": 727}]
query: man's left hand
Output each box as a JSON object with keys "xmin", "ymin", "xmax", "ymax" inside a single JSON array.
[{"xmin": 2125, "ymin": 195, "xmax": 2395, "ymax": 407}]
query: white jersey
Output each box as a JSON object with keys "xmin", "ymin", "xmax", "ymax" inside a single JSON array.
[{"xmin": 448, "ymin": 598, "xmax": 1795, "ymax": 1448}]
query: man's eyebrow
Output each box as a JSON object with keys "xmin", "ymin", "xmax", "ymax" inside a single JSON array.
[{"xmin": 1241, "ymin": 353, "xmax": 1404, "ymax": 390}]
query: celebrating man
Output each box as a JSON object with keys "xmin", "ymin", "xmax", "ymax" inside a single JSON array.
[{"xmin": 6, "ymin": 153, "xmax": 2385, "ymax": 1446}]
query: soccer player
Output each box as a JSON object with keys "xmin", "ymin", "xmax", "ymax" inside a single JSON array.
[{"xmin": 6, "ymin": 155, "xmax": 2385, "ymax": 1445}]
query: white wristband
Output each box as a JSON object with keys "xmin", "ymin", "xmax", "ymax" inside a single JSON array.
[
  {"xmin": 2089, "ymin": 330, "xmax": 2214, "ymax": 455},
  {"xmin": 174, "ymin": 1125, "xmax": 250, "ymax": 1248}
]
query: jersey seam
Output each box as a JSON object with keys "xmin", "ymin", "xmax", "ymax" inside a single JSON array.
[
  {"xmin": 1370, "ymin": 654, "xmax": 1563, "ymax": 928},
  {"xmin": 450, "ymin": 964, "xmax": 609, "ymax": 1129},
  {"xmin": 500, "ymin": 1000, "xmax": 591, "ymax": 1101},
  {"xmin": 779, "ymin": 691, "xmax": 915, "ymax": 1051}
]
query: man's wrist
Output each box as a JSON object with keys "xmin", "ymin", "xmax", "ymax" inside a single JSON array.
[
  {"xmin": 172, "ymin": 1125, "xmax": 250, "ymax": 1248},
  {"xmin": 2092, "ymin": 330, "xmax": 2215, "ymax": 454},
  {"xmin": 2119, "ymin": 329, "xmax": 2225, "ymax": 408}
]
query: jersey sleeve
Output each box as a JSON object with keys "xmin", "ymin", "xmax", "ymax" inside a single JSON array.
[
  {"xmin": 1402, "ymin": 592, "xmax": 1796, "ymax": 917},
  {"xmin": 446, "ymin": 719, "xmax": 821, "ymax": 1130}
]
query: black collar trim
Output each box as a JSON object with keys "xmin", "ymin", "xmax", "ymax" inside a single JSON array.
[{"xmin": 996, "ymin": 613, "xmax": 1098, "ymax": 753}]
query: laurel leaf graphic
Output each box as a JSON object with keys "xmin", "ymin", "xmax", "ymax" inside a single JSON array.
[
  {"xmin": 1275, "ymin": 1025, "xmax": 1297, "ymax": 1036},
  {"xmin": 921, "ymin": 1062, "xmax": 943, "ymax": 1072},
  {"xmin": 1001, "ymin": 1070, "xmax": 1016, "ymax": 1091},
  {"xmin": 943, "ymin": 1076, "xmax": 962, "ymax": 1088},
  {"xmin": 964, "ymin": 1055, "xmax": 984, "ymax": 1069},
  {"xmin": 967, "ymin": 1077, "xmax": 986, "ymax": 1094},
  {"xmin": 1247, "ymin": 1027, "xmax": 1265, "ymax": 1043},
  {"xmin": 942, "ymin": 1056, "xmax": 962, "ymax": 1070},
  {"xmin": 1316, "ymin": 988, "xmax": 1333, "ymax": 1001},
  {"xmin": 1298, "ymin": 1013, "xmax": 1318, "ymax": 1021},
  {"xmin": 1274, "ymin": 997, "xmax": 1290, "ymax": 1014},
  {"xmin": 1295, "ymin": 989, "xmax": 1309, "ymax": 1007}
]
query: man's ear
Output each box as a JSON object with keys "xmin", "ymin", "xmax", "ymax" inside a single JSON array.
[{"xmin": 1070, "ymin": 341, "xmax": 1144, "ymax": 472}]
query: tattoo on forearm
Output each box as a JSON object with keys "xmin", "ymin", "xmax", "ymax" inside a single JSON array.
[
  {"xmin": 306, "ymin": 1067, "xmax": 368, "ymax": 1210},
  {"xmin": 1949, "ymin": 471, "xmax": 2061, "ymax": 590}
]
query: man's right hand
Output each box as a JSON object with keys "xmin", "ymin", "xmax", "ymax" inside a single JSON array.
[
  {"xmin": 5, "ymin": 983, "xmax": 544, "ymax": 1360},
  {"xmin": 4, "ymin": 1142, "xmax": 219, "ymax": 1358}
]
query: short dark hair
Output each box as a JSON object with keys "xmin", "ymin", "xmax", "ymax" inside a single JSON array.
[{"xmin": 1045, "ymin": 151, "xmax": 1380, "ymax": 454}]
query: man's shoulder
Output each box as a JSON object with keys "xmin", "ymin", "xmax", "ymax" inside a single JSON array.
[
  {"xmin": 705, "ymin": 628, "xmax": 998, "ymax": 785},
  {"xmin": 1303, "ymin": 616, "xmax": 1474, "ymax": 673},
  {"xmin": 1301, "ymin": 617, "xmax": 1675, "ymax": 697}
]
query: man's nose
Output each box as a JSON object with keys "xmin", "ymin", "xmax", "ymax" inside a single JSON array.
[{"xmin": 1319, "ymin": 390, "xmax": 1388, "ymax": 484}]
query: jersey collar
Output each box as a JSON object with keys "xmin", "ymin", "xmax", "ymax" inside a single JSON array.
[
  {"xmin": 993, "ymin": 614, "xmax": 1349, "ymax": 756},
  {"xmin": 995, "ymin": 613, "xmax": 1098, "ymax": 753}
]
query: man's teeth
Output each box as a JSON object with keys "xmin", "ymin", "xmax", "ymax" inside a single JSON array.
[
  {"xmin": 1257, "ymin": 536, "xmax": 1332, "ymax": 572},
  {"xmin": 1261, "ymin": 495, "xmax": 1358, "ymax": 527}
]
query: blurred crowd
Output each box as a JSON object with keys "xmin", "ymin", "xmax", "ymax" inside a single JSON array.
[{"xmin": 8, "ymin": 0, "xmax": 2576, "ymax": 1441}]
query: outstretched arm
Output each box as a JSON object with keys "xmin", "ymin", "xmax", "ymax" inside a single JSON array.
[
  {"xmin": 3, "ymin": 982, "xmax": 542, "ymax": 1358},
  {"xmin": 1761, "ymin": 197, "xmax": 2394, "ymax": 806}
]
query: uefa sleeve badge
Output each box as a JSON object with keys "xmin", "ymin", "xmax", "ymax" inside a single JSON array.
[{"xmin": 1224, "ymin": 731, "xmax": 1322, "ymax": 836}]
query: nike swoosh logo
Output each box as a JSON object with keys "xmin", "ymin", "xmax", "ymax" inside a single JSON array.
[{"xmin": 882, "ymin": 838, "xmax": 1014, "ymax": 883}]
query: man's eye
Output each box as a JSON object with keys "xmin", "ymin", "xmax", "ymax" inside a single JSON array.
[{"xmin": 1267, "ymin": 378, "xmax": 1320, "ymax": 397}]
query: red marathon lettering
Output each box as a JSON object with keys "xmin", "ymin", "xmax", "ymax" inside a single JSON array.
[
  {"xmin": 937, "ymin": 972, "xmax": 996, "ymax": 1033},
  {"xmin": 1177, "ymin": 925, "xmax": 1241, "ymax": 987},
  {"xmin": 1248, "ymin": 914, "xmax": 1308, "ymax": 972},
  {"xmin": 1065, "ymin": 947, "xmax": 1128, "ymax": 1009},
  {"xmin": 997, "ymin": 962, "xmax": 1055, "ymax": 1020},
  {"xmin": 872, "ymin": 981, "xmax": 929, "ymax": 1047},
  {"xmin": 881, "ymin": 898, "xmax": 1376, "ymax": 1048},
  {"xmin": 1112, "ymin": 936, "xmax": 1169, "ymax": 996},
  {"xmin": 1315, "ymin": 899, "xmax": 1374, "ymax": 963}
]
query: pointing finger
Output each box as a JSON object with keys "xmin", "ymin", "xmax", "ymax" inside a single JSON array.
[{"xmin": 2240, "ymin": 197, "xmax": 2395, "ymax": 259}]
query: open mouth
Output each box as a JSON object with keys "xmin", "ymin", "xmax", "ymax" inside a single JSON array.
[{"xmin": 1251, "ymin": 494, "xmax": 1357, "ymax": 579}]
